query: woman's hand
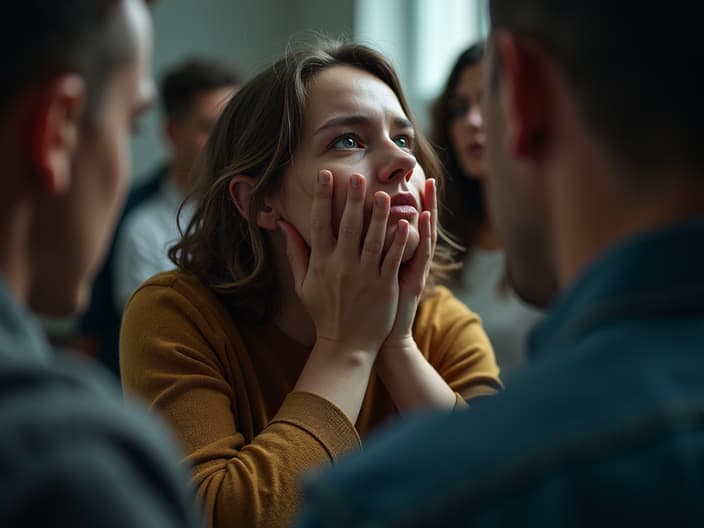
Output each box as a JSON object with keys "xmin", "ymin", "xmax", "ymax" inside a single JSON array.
[
  {"xmin": 279, "ymin": 169, "xmax": 413, "ymax": 423},
  {"xmin": 374, "ymin": 178, "xmax": 455, "ymax": 412},
  {"xmin": 381, "ymin": 178, "xmax": 437, "ymax": 354},
  {"xmin": 279, "ymin": 169, "xmax": 410, "ymax": 356}
]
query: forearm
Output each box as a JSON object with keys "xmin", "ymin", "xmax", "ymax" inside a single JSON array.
[
  {"xmin": 376, "ymin": 340, "xmax": 456, "ymax": 413},
  {"xmin": 191, "ymin": 393, "xmax": 360, "ymax": 528},
  {"xmin": 294, "ymin": 340, "xmax": 377, "ymax": 424}
]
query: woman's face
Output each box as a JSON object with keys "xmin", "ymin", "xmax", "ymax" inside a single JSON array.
[
  {"xmin": 272, "ymin": 65, "xmax": 426, "ymax": 263},
  {"xmin": 447, "ymin": 62, "xmax": 486, "ymax": 180}
]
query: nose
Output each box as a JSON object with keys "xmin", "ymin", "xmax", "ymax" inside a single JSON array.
[
  {"xmin": 376, "ymin": 143, "xmax": 417, "ymax": 184},
  {"xmin": 466, "ymin": 105, "xmax": 483, "ymax": 129}
]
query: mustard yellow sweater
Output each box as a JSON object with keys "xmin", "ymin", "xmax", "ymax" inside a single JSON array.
[{"xmin": 120, "ymin": 270, "xmax": 501, "ymax": 528}]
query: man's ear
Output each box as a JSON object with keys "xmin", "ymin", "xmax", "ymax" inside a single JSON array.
[
  {"xmin": 228, "ymin": 175, "xmax": 280, "ymax": 230},
  {"xmin": 164, "ymin": 118, "xmax": 181, "ymax": 146},
  {"xmin": 494, "ymin": 32, "xmax": 552, "ymax": 162},
  {"xmin": 30, "ymin": 74, "xmax": 86, "ymax": 195}
]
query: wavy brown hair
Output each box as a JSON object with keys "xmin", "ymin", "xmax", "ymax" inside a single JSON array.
[{"xmin": 170, "ymin": 39, "xmax": 458, "ymax": 324}]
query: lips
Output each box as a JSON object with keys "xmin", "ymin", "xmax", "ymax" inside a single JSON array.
[
  {"xmin": 466, "ymin": 141, "xmax": 484, "ymax": 156},
  {"xmin": 389, "ymin": 192, "xmax": 419, "ymax": 219}
]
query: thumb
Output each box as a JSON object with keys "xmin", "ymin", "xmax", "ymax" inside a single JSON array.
[{"xmin": 278, "ymin": 220, "xmax": 309, "ymax": 288}]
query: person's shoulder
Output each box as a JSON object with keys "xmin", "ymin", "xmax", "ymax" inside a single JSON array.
[
  {"xmin": 132, "ymin": 269, "xmax": 214, "ymax": 304},
  {"xmin": 125, "ymin": 269, "xmax": 234, "ymax": 336},
  {"xmin": 120, "ymin": 188, "xmax": 169, "ymax": 238},
  {"xmin": 1, "ymin": 352, "xmax": 170, "ymax": 452},
  {"xmin": 416, "ymin": 284, "xmax": 481, "ymax": 325},
  {"xmin": 0, "ymin": 355, "xmax": 200, "ymax": 526}
]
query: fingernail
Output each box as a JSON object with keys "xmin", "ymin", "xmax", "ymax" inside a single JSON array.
[
  {"xmin": 375, "ymin": 192, "xmax": 385, "ymax": 207},
  {"xmin": 318, "ymin": 171, "xmax": 329, "ymax": 185},
  {"xmin": 351, "ymin": 175, "xmax": 361, "ymax": 189}
]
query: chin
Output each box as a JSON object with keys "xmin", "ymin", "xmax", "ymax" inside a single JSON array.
[
  {"xmin": 461, "ymin": 160, "xmax": 487, "ymax": 181},
  {"xmin": 401, "ymin": 232, "xmax": 420, "ymax": 263},
  {"xmin": 384, "ymin": 224, "xmax": 420, "ymax": 264}
]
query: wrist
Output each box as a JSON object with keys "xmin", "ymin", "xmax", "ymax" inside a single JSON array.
[
  {"xmin": 378, "ymin": 335, "xmax": 419, "ymax": 365},
  {"xmin": 312, "ymin": 337, "xmax": 379, "ymax": 366}
]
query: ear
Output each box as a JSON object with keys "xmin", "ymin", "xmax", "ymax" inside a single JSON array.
[
  {"xmin": 164, "ymin": 118, "xmax": 180, "ymax": 146},
  {"xmin": 228, "ymin": 175, "xmax": 280, "ymax": 230},
  {"xmin": 494, "ymin": 32, "xmax": 552, "ymax": 162},
  {"xmin": 30, "ymin": 74, "xmax": 86, "ymax": 195}
]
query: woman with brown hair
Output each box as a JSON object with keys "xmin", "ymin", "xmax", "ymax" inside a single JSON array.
[
  {"xmin": 120, "ymin": 39, "xmax": 501, "ymax": 528},
  {"xmin": 431, "ymin": 42, "xmax": 542, "ymax": 375}
]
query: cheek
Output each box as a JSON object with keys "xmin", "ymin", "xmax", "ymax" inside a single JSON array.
[
  {"xmin": 331, "ymin": 177, "xmax": 350, "ymax": 233},
  {"xmin": 103, "ymin": 129, "xmax": 130, "ymax": 201},
  {"xmin": 448, "ymin": 121, "xmax": 464, "ymax": 151},
  {"xmin": 194, "ymin": 132, "xmax": 210, "ymax": 152}
]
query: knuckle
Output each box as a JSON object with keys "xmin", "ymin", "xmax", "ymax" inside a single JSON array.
[
  {"xmin": 311, "ymin": 216, "xmax": 325, "ymax": 230},
  {"xmin": 363, "ymin": 240, "xmax": 383, "ymax": 255},
  {"xmin": 339, "ymin": 223, "xmax": 360, "ymax": 239}
]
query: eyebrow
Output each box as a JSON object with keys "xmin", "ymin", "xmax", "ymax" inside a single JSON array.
[{"xmin": 313, "ymin": 114, "xmax": 414, "ymax": 137}]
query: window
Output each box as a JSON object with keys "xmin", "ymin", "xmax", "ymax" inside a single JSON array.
[{"xmin": 355, "ymin": 0, "xmax": 487, "ymax": 128}]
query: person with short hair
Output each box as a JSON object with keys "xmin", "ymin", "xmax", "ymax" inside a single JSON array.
[
  {"xmin": 296, "ymin": 1, "xmax": 704, "ymax": 525},
  {"xmin": 113, "ymin": 57, "xmax": 240, "ymax": 310},
  {"xmin": 0, "ymin": 1, "xmax": 201, "ymax": 526}
]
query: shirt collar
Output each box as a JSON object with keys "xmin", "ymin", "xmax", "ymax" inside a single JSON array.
[
  {"xmin": 530, "ymin": 217, "xmax": 704, "ymax": 358},
  {"xmin": 0, "ymin": 276, "xmax": 52, "ymax": 364}
]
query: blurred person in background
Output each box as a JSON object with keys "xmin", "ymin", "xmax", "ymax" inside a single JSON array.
[
  {"xmin": 431, "ymin": 42, "xmax": 542, "ymax": 376},
  {"xmin": 80, "ymin": 57, "xmax": 239, "ymax": 376},
  {"xmin": 114, "ymin": 57, "xmax": 239, "ymax": 310}
]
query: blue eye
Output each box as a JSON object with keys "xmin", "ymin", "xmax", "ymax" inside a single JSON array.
[
  {"xmin": 332, "ymin": 134, "xmax": 360, "ymax": 149},
  {"xmin": 394, "ymin": 135, "xmax": 413, "ymax": 149}
]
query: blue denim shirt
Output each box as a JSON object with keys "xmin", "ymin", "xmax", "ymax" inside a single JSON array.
[{"xmin": 297, "ymin": 219, "xmax": 704, "ymax": 527}]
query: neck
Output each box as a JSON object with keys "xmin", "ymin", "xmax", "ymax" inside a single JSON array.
[
  {"xmin": 0, "ymin": 197, "xmax": 32, "ymax": 307},
  {"xmin": 473, "ymin": 187, "xmax": 501, "ymax": 251},
  {"xmin": 269, "ymin": 232, "xmax": 316, "ymax": 347},
  {"xmin": 554, "ymin": 167, "xmax": 704, "ymax": 289},
  {"xmin": 168, "ymin": 163, "xmax": 192, "ymax": 195}
]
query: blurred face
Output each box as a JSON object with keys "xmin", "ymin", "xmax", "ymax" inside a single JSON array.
[
  {"xmin": 272, "ymin": 65, "xmax": 424, "ymax": 263},
  {"xmin": 29, "ymin": 0, "xmax": 155, "ymax": 315},
  {"xmin": 483, "ymin": 41, "xmax": 556, "ymax": 307},
  {"xmin": 448, "ymin": 62, "xmax": 486, "ymax": 180},
  {"xmin": 168, "ymin": 85, "xmax": 236, "ymax": 185}
]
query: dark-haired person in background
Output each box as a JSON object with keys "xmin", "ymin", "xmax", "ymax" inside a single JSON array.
[
  {"xmin": 0, "ymin": 0, "xmax": 201, "ymax": 526},
  {"xmin": 79, "ymin": 57, "xmax": 238, "ymax": 376},
  {"xmin": 297, "ymin": 1, "xmax": 704, "ymax": 525},
  {"xmin": 114, "ymin": 58, "xmax": 239, "ymax": 309},
  {"xmin": 432, "ymin": 42, "xmax": 542, "ymax": 376}
]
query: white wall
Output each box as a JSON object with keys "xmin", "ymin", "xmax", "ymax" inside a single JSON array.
[{"xmin": 131, "ymin": 0, "xmax": 355, "ymax": 182}]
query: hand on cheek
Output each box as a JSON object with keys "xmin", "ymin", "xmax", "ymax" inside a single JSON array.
[
  {"xmin": 278, "ymin": 169, "xmax": 410, "ymax": 355},
  {"xmin": 382, "ymin": 177, "xmax": 437, "ymax": 352}
]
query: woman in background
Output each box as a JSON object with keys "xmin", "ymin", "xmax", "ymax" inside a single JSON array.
[{"xmin": 431, "ymin": 42, "xmax": 543, "ymax": 375}]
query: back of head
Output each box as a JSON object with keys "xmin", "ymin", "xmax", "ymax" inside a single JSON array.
[
  {"xmin": 0, "ymin": 0, "xmax": 137, "ymax": 120},
  {"xmin": 161, "ymin": 58, "xmax": 241, "ymax": 121},
  {"xmin": 0, "ymin": 0, "xmax": 154, "ymax": 317},
  {"xmin": 488, "ymin": 1, "xmax": 704, "ymax": 179}
]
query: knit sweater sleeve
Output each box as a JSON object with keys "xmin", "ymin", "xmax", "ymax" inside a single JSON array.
[
  {"xmin": 120, "ymin": 273, "xmax": 361, "ymax": 528},
  {"xmin": 414, "ymin": 286, "xmax": 503, "ymax": 402}
]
